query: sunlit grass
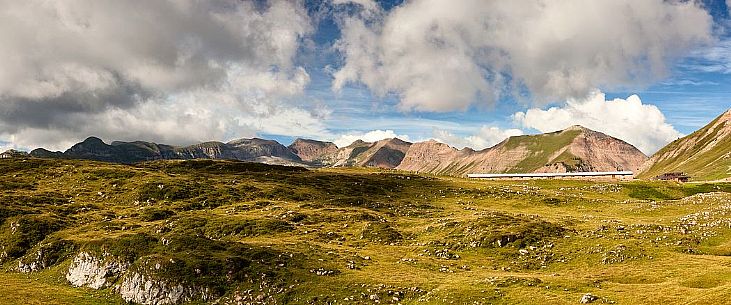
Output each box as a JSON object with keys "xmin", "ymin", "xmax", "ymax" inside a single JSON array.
[{"xmin": 1, "ymin": 158, "xmax": 731, "ymax": 304}]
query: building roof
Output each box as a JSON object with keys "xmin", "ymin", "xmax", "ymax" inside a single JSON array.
[{"xmin": 467, "ymin": 171, "xmax": 634, "ymax": 178}]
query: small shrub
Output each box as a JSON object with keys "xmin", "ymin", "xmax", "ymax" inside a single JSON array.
[
  {"xmin": 140, "ymin": 208, "xmax": 175, "ymax": 221},
  {"xmin": 137, "ymin": 181, "xmax": 204, "ymax": 201}
]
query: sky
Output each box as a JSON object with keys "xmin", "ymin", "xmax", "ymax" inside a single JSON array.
[{"xmin": 1, "ymin": 0, "xmax": 730, "ymax": 155}]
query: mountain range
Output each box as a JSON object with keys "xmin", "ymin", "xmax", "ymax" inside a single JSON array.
[
  {"xmin": 12, "ymin": 125, "xmax": 647, "ymax": 175},
  {"xmin": 5, "ymin": 108, "xmax": 730, "ymax": 180}
]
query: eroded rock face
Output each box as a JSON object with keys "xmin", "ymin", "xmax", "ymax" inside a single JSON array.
[
  {"xmin": 329, "ymin": 138, "xmax": 412, "ymax": 168},
  {"xmin": 118, "ymin": 272, "xmax": 212, "ymax": 305},
  {"xmin": 66, "ymin": 252, "xmax": 129, "ymax": 289},
  {"xmin": 288, "ymin": 138, "xmax": 338, "ymax": 164}
]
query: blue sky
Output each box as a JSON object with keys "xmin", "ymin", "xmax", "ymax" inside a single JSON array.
[
  {"xmin": 262, "ymin": 0, "xmax": 731, "ymax": 152},
  {"xmin": 0, "ymin": 0, "xmax": 730, "ymax": 154}
]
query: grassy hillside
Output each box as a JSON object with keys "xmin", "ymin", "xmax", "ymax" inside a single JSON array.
[
  {"xmin": 639, "ymin": 110, "xmax": 731, "ymax": 181},
  {"xmin": 2, "ymin": 158, "xmax": 731, "ymax": 304},
  {"xmin": 501, "ymin": 128, "xmax": 583, "ymax": 173}
]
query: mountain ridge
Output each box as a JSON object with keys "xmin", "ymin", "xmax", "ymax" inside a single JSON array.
[
  {"xmin": 397, "ymin": 126, "xmax": 647, "ymax": 176},
  {"xmin": 9, "ymin": 125, "xmax": 649, "ymax": 176}
]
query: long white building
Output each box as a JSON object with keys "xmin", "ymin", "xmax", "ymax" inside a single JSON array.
[{"xmin": 467, "ymin": 171, "xmax": 634, "ymax": 181}]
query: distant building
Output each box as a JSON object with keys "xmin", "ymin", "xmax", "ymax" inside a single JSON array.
[
  {"xmin": 654, "ymin": 172, "xmax": 690, "ymax": 183},
  {"xmin": 467, "ymin": 171, "xmax": 634, "ymax": 181}
]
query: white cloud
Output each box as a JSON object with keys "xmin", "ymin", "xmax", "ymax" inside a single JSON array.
[
  {"xmin": 333, "ymin": 130, "xmax": 410, "ymax": 147},
  {"xmin": 433, "ymin": 126, "xmax": 523, "ymax": 150},
  {"xmin": 513, "ymin": 91, "xmax": 682, "ymax": 155},
  {"xmin": 0, "ymin": 0, "xmax": 315, "ymax": 149},
  {"xmin": 0, "ymin": 141, "xmax": 15, "ymax": 153},
  {"xmin": 333, "ymin": 0, "xmax": 712, "ymax": 111}
]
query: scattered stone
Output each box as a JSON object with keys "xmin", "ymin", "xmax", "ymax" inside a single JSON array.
[{"xmin": 580, "ymin": 293, "xmax": 598, "ymax": 304}]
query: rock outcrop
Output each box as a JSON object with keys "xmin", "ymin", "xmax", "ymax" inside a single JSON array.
[
  {"xmin": 118, "ymin": 272, "xmax": 212, "ymax": 305},
  {"xmin": 66, "ymin": 252, "xmax": 130, "ymax": 289},
  {"xmin": 638, "ymin": 109, "xmax": 731, "ymax": 181},
  {"xmin": 17, "ymin": 240, "xmax": 74, "ymax": 273}
]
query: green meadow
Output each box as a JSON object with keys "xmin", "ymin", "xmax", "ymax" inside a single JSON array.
[{"xmin": 2, "ymin": 158, "xmax": 731, "ymax": 304}]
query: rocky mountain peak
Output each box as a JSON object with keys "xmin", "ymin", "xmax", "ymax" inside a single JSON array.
[
  {"xmin": 564, "ymin": 125, "xmax": 589, "ymax": 132},
  {"xmin": 720, "ymin": 108, "xmax": 731, "ymax": 122},
  {"xmin": 81, "ymin": 136, "xmax": 105, "ymax": 145},
  {"xmin": 349, "ymin": 139, "xmax": 368, "ymax": 146},
  {"xmin": 288, "ymin": 138, "xmax": 338, "ymax": 163}
]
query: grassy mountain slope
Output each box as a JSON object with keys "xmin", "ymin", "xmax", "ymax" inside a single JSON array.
[
  {"xmin": 500, "ymin": 127, "xmax": 584, "ymax": 173},
  {"xmin": 638, "ymin": 109, "xmax": 731, "ymax": 181},
  {"xmin": 399, "ymin": 126, "xmax": 647, "ymax": 176},
  {"xmin": 3, "ymin": 158, "xmax": 731, "ymax": 304}
]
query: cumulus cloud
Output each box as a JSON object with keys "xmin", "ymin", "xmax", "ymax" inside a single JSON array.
[
  {"xmin": 433, "ymin": 126, "xmax": 523, "ymax": 150},
  {"xmin": 0, "ymin": 0, "xmax": 315, "ymax": 149},
  {"xmin": 333, "ymin": 129, "xmax": 410, "ymax": 147},
  {"xmin": 333, "ymin": 0, "xmax": 712, "ymax": 111},
  {"xmin": 513, "ymin": 91, "xmax": 682, "ymax": 155}
]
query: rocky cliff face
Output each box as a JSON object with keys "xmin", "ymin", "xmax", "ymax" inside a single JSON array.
[
  {"xmin": 66, "ymin": 251, "xmax": 129, "ymax": 289},
  {"xmin": 118, "ymin": 272, "xmax": 213, "ymax": 305},
  {"xmin": 227, "ymin": 138, "xmax": 301, "ymax": 161},
  {"xmin": 396, "ymin": 140, "xmax": 472, "ymax": 174},
  {"xmin": 397, "ymin": 126, "xmax": 647, "ymax": 176},
  {"xmin": 328, "ymin": 138, "xmax": 412, "ymax": 169},
  {"xmin": 561, "ymin": 126, "xmax": 648, "ymax": 172},
  {"xmin": 329, "ymin": 140, "xmax": 373, "ymax": 167},
  {"xmin": 288, "ymin": 138, "xmax": 338, "ymax": 164},
  {"xmin": 638, "ymin": 109, "xmax": 731, "ymax": 181}
]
